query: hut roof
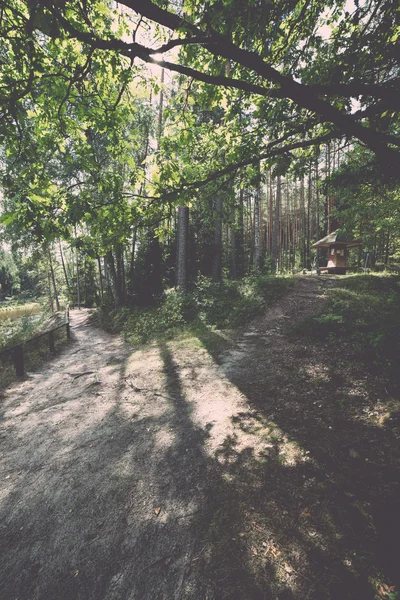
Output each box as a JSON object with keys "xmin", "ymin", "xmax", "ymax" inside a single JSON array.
[{"xmin": 313, "ymin": 229, "xmax": 362, "ymax": 248}]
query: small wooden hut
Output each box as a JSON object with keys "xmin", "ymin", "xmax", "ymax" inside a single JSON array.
[{"xmin": 313, "ymin": 229, "xmax": 361, "ymax": 274}]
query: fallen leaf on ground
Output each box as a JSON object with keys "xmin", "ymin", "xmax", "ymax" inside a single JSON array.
[
  {"xmin": 265, "ymin": 544, "xmax": 281, "ymax": 558},
  {"xmin": 284, "ymin": 563, "xmax": 293, "ymax": 574},
  {"xmin": 154, "ymin": 507, "xmax": 161, "ymax": 516}
]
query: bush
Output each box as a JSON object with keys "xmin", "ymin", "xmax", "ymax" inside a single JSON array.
[
  {"xmin": 103, "ymin": 275, "xmax": 294, "ymax": 345},
  {"xmin": 123, "ymin": 292, "xmax": 191, "ymax": 344},
  {"xmin": 0, "ymin": 306, "xmax": 48, "ymax": 350},
  {"xmin": 192, "ymin": 274, "xmax": 294, "ymax": 328},
  {"xmin": 294, "ymin": 274, "xmax": 400, "ymax": 383}
]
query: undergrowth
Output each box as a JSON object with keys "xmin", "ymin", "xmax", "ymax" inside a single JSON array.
[
  {"xmin": 0, "ymin": 310, "xmax": 48, "ymax": 351},
  {"xmin": 99, "ymin": 274, "xmax": 294, "ymax": 345},
  {"xmin": 0, "ymin": 303, "xmax": 69, "ymax": 388},
  {"xmin": 0, "ymin": 326, "xmax": 67, "ymax": 389},
  {"xmin": 294, "ymin": 274, "xmax": 400, "ymax": 387}
]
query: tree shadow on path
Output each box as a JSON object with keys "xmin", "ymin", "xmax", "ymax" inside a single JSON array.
[{"xmin": 194, "ymin": 313, "xmax": 400, "ymax": 600}]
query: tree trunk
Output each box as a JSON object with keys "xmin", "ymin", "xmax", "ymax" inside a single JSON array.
[
  {"xmin": 157, "ymin": 68, "xmax": 165, "ymax": 149},
  {"xmin": 307, "ymin": 169, "xmax": 312, "ymax": 269},
  {"xmin": 230, "ymin": 227, "xmax": 237, "ymax": 278},
  {"xmin": 326, "ymin": 143, "xmax": 332, "ymax": 234},
  {"xmin": 97, "ymin": 256, "xmax": 104, "ymax": 300},
  {"xmin": 48, "ymin": 246, "xmax": 60, "ymax": 311},
  {"xmin": 74, "ymin": 228, "xmax": 81, "ymax": 309},
  {"xmin": 212, "ymin": 197, "xmax": 223, "ymax": 282},
  {"xmin": 248, "ymin": 192, "xmax": 254, "ymax": 269},
  {"xmin": 254, "ymin": 186, "xmax": 260, "ymax": 271},
  {"xmin": 129, "ymin": 227, "xmax": 137, "ymax": 296},
  {"xmin": 384, "ymin": 231, "xmax": 390, "ymax": 266},
  {"xmin": 47, "ymin": 271, "xmax": 54, "ymax": 313},
  {"xmin": 315, "ymin": 159, "xmax": 320, "ymax": 239},
  {"xmin": 66, "ymin": 247, "xmax": 74, "ymax": 286},
  {"xmin": 286, "ymin": 179, "xmax": 291, "ymax": 271},
  {"xmin": 176, "ymin": 205, "xmax": 189, "ymax": 291},
  {"xmin": 269, "ymin": 169, "xmax": 274, "ymax": 254},
  {"xmin": 115, "ymin": 245, "xmax": 125, "ymax": 305},
  {"xmin": 292, "ymin": 181, "xmax": 297, "ymax": 270},
  {"xmin": 300, "ymin": 178, "xmax": 306, "ymax": 267},
  {"xmin": 236, "ymin": 188, "xmax": 245, "ymax": 277},
  {"xmin": 106, "ymin": 250, "xmax": 121, "ymax": 308},
  {"xmin": 59, "ymin": 241, "xmax": 70, "ymax": 293},
  {"xmin": 271, "ymin": 175, "xmax": 281, "ymax": 273}
]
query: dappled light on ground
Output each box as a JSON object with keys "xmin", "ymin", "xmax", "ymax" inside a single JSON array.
[{"xmin": 0, "ymin": 281, "xmax": 399, "ymax": 600}]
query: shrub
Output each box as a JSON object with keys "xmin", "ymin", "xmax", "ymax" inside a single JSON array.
[
  {"xmin": 0, "ymin": 307, "xmax": 49, "ymax": 350},
  {"xmin": 294, "ymin": 274, "xmax": 400, "ymax": 384},
  {"xmin": 104, "ymin": 275, "xmax": 294, "ymax": 345}
]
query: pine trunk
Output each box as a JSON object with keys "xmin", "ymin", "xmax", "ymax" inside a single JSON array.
[
  {"xmin": 237, "ymin": 188, "xmax": 245, "ymax": 277},
  {"xmin": 97, "ymin": 256, "xmax": 104, "ymax": 299},
  {"xmin": 307, "ymin": 170, "xmax": 312, "ymax": 269},
  {"xmin": 230, "ymin": 227, "xmax": 237, "ymax": 278},
  {"xmin": 213, "ymin": 197, "xmax": 223, "ymax": 282},
  {"xmin": 59, "ymin": 241, "xmax": 70, "ymax": 293},
  {"xmin": 48, "ymin": 247, "xmax": 60, "ymax": 311},
  {"xmin": 271, "ymin": 175, "xmax": 281, "ymax": 273},
  {"xmin": 106, "ymin": 251, "xmax": 121, "ymax": 308},
  {"xmin": 47, "ymin": 271, "xmax": 54, "ymax": 313},
  {"xmin": 254, "ymin": 187, "xmax": 260, "ymax": 271},
  {"xmin": 176, "ymin": 205, "xmax": 189, "ymax": 291},
  {"xmin": 129, "ymin": 227, "xmax": 137, "ymax": 297}
]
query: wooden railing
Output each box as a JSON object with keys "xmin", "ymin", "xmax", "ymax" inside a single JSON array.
[{"xmin": 0, "ymin": 310, "xmax": 70, "ymax": 378}]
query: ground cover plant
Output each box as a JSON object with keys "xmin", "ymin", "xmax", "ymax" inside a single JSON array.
[
  {"xmin": 0, "ymin": 306, "xmax": 46, "ymax": 350},
  {"xmin": 0, "ymin": 301, "xmax": 69, "ymax": 387},
  {"xmin": 0, "ymin": 326, "xmax": 68, "ymax": 389},
  {"xmin": 2, "ymin": 277, "xmax": 399, "ymax": 600},
  {"xmin": 0, "ymin": 0, "xmax": 399, "ymax": 598},
  {"xmin": 98, "ymin": 274, "xmax": 294, "ymax": 345},
  {"xmin": 294, "ymin": 274, "xmax": 400, "ymax": 391}
]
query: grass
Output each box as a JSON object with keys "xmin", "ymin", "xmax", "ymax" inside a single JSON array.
[
  {"xmin": 98, "ymin": 274, "xmax": 295, "ymax": 348},
  {"xmin": 293, "ymin": 273, "xmax": 400, "ymax": 389},
  {"xmin": 0, "ymin": 298, "xmax": 46, "ymax": 350},
  {"xmin": 0, "ymin": 296, "xmax": 69, "ymax": 350},
  {"xmin": 0, "ymin": 310, "xmax": 48, "ymax": 351},
  {"xmin": 0, "ymin": 326, "xmax": 69, "ymax": 389},
  {"xmin": 0, "ymin": 303, "xmax": 42, "ymax": 321},
  {"xmin": 0, "ymin": 299, "xmax": 70, "ymax": 388}
]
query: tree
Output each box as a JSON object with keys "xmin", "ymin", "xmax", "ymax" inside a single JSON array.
[
  {"xmin": 1, "ymin": 0, "xmax": 399, "ymax": 302},
  {"xmin": 176, "ymin": 205, "xmax": 189, "ymax": 291},
  {"xmin": 0, "ymin": 248, "xmax": 19, "ymax": 297},
  {"xmin": 329, "ymin": 146, "xmax": 400, "ymax": 268},
  {"xmin": 1, "ymin": 0, "xmax": 398, "ymax": 187}
]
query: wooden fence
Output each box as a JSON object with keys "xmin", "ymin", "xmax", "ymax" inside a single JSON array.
[{"xmin": 0, "ymin": 310, "xmax": 70, "ymax": 378}]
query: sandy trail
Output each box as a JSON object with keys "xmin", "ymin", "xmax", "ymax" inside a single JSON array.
[{"xmin": 1, "ymin": 277, "xmax": 397, "ymax": 600}]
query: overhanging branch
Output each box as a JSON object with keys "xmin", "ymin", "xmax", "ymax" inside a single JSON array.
[
  {"xmin": 161, "ymin": 131, "xmax": 342, "ymax": 196},
  {"xmin": 119, "ymin": 0, "xmax": 400, "ymax": 174}
]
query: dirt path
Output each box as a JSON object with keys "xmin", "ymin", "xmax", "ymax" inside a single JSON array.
[{"xmin": 0, "ymin": 277, "xmax": 398, "ymax": 600}]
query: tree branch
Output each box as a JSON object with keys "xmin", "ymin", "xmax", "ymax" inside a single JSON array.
[
  {"xmin": 120, "ymin": 0, "xmax": 400, "ymax": 174},
  {"xmin": 47, "ymin": 4, "xmax": 284, "ymax": 100},
  {"xmin": 164, "ymin": 131, "xmax": 342, "ymax": 196},
  {"xmin": 308, "ymin": 81, "xmax": 400, "ymax": 103},
  {"xmin": 148, "ymin": 36, "xmax": 213, "ymax": 54}
]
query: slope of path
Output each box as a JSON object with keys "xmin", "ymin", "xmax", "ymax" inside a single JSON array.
[
  {"xmin": 0, "ymin": 277, "xmax": 350, "ymax": 600},
  {"xmin": 220, "ymin": 275, "xmax": 334, "ymax": 373}
]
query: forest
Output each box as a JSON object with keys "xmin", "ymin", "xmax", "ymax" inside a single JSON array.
[
  {"xmin": 0, "ymin": 0, "xmax": 399, "ymax": 319},
  {"xmin": 0, "ymin": 1, "xmax": 399, "ymax": 599}
]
